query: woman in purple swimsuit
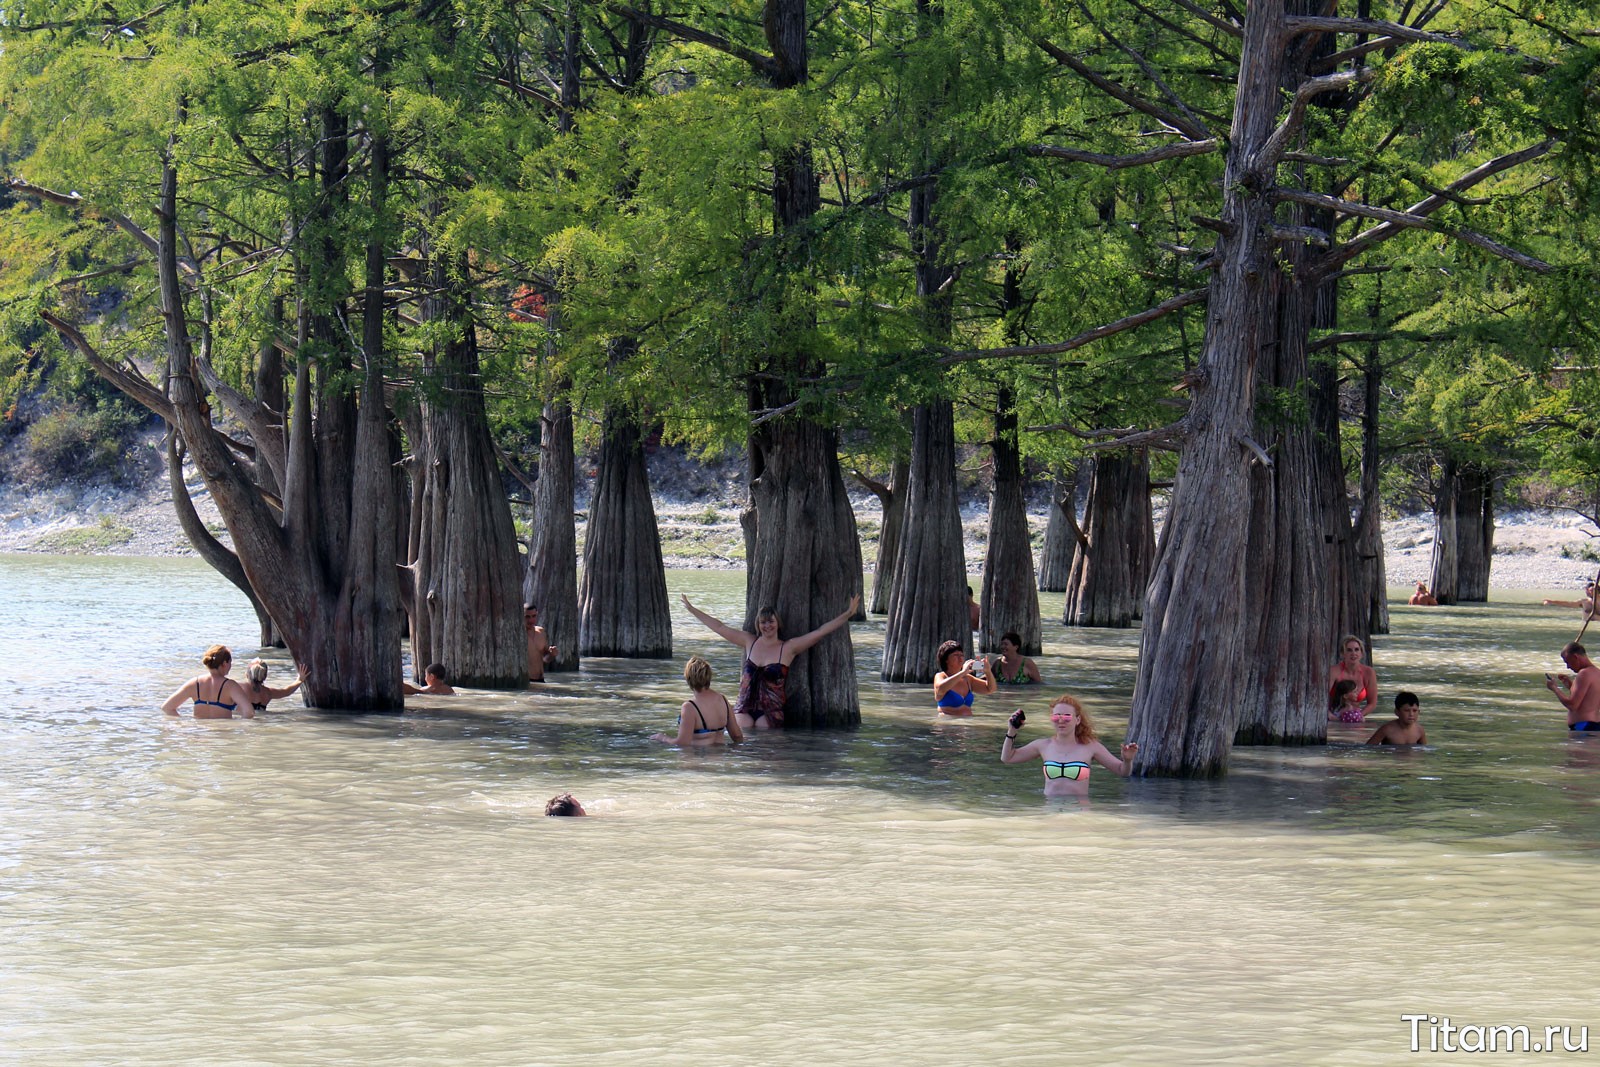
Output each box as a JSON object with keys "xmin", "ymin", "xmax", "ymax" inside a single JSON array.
[{"xmin": 680, "ymin": 593, "xmax": 859, "ymax": 730}]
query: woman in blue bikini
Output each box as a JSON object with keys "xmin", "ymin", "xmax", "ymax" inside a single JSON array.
[
  {"xmin": 654, "ymin": 656, "xmax": 745, "ymax": 746},
  {"xmin": 933, "ymin": 639, "xmax": 996, "ymax": 717},
  {"xmin": 1001, "ymin": 694, "xmax": 1138, "ymax": 796},
  {"xmin": 161, "ymin": 644, "xmax": 256, "ymax": 720}
]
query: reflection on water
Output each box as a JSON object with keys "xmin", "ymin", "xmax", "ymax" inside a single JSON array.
[{"xmin": 3, "ymin": 554, "xmax": 1599, "ymax": 1064}]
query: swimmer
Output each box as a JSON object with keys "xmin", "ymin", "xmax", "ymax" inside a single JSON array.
[
  {"xmin": 1409, "ymin": 581, "xmax": 1437, "ymax": 606},
  {"xmin": 987, "ymin": 630, "xmax": 1042, "ymax": 686},
  {"xmin": 1542, "ymin": 583, "xmax": 1596, "ymax": 614},
  {"xmin": 1547, "ymin": 641, "xmax": 1600, "ymax": 731},
  {"xmin": 161, "ymin": 644, "xmax": 256, "ymax": 719},
  {"xmin": 241, "ymin": 658, "xmax": 304, "ymax": 713},
  {"xmin": 934, "ymin": 638, "xmax": 996, "ymax": 716},
  {"xmin": 545, "ymin": 793, "xmax": 586, "ymax": 816},
  {"xmin": 1328, "ymin": 678, "xmax": 1367, "ymax": 723},
  {"xmin": 525, "ymin": 605, "xmax": 559, "ymax": 682},
  {"xmin": 1000, "ymin": 697, "xmax": 1138, "ymax": 797},
  {"xmin": 680, "ymin": 592, "xmax": 860, "ymax": 731},
  {"xmin": 1367, "ymin": 691, "xmax": 1426, "ymax": 745},
  {"xmin": 402, "ymin": 663, "xmax": 455, "ymax": 696},
  {"xmin": 653, "ymin": 655, "xmax": 744, "ymax": 745},
  {"xmin": 1328, "ymin": 634, "xmax": 1378, "ymax": 720}
]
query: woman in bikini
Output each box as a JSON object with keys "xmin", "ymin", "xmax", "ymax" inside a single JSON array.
[
  {"xmin": 934, "ymin": 639, "xmax": 996, "ymax": 716},
  {"xmin": 654, "ymin": 656, "xmax": 744, "ymax": 746},
  {"xmin": 1328, "ymin": 634, "xmax": 1378, "ymax": 720},
  {"xmin": 1001, "ymin": 695, "xmax": 1138, "ymax": 797},
  {"xmin": 986, "ymin": 631, "xmax": 1041, "ymax": 686},
  {"xmin": 680, "ymin": 593, "xmax": 860, "ymax": 731},
  {"xmin": 161, "ymin": 644, "xmax": 256, "ymax": 719},
  {"xmin": 240, "ymin": 658, "xmax": 304, "ymax": 713}
]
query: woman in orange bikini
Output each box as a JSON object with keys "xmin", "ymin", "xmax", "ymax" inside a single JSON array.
[{"xmin": 1327, "ymin": 634, "xmax": 1378, "ymax": 720}]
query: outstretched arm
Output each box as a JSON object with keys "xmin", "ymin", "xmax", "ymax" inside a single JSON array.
[
  {"xmin": 160, "ymin": 679, "xmax": 195, "ymax": 715},
  {"xmin": 783, "ymin": 594, "xmax": 861, "ymax": 657},
  {"xmin": 262, "ymin": 679, "xmax": 304, "ymax": 701},
  {"xmin": 680, "ymin": 595, "xmax": 754, "ymax": 649}
]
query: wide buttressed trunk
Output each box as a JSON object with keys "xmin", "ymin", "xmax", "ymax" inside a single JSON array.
[
  {"xmin": 580, "ymin": 397, "xmax": 673, "ymax": 657},
  {"xmin": 744, "ymin": 418, "xmax": 861, "ymax": 727},
  {"xmin": 1124, "ymin": 0, "xmax": 1288, "ymax": 777},
  {"xmin": 882, "ymin": 401, "xmax": 969, "ymax": 682},
  {"xmin": 869, "ymin": 458, "xmax": 910, "ymax": 615},
  {"xmin": 1037, "ymin": 468, "xmax": 1081, "ymax": 593},
  {"xmin": 981, "ymin": 392, "xmax": 1042, "ymax": 654},
  {"xmin": 526, "ymin": 398, "xmax": 580, "ymax": 671},
  {"xmin": 409, "ymin": 299, "xmax": 527, "ymax": 688},
  {"xmin": 1431, "ymin": 460, "xmax": 1495, "ymax": 604},
  {"xmin": 1065, "ymin": 450, "xmax": 1151, "ymax": 629}
]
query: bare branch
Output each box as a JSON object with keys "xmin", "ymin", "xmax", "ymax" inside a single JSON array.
[
  {"xmin": 1085, "ymin": 424, "xmax": 1186, "ymax": 452},
  {"xmin": 939, "ymin": 288, "xmax": 1209, "ymax": 365},
  {"xmin": 1076, "ymin": 1, "xmax": 1215, "ymax": 139},
  {"xmin": 1272, "ymin": 224, "xmax": 1330, "ymax": 246},
  {"xmin": 1033, "ymin": 37, "xmax": 1211, "ymax": 142},
  {"xmin": 38, "ymin": 311, "xmax": 172, "ymax": 418},
  {"xmin": 1028, "ymin": 138, "xmax": 1219, "ymax": 170},
  {"xmin": 1253, "ymin": 69, "xmax": 1375, "ymax": 171},
  {"xmin": 1238, "ymin": 433, "xmax": 1273, "ymax": 467},
  {"xmin": 607, "ymin": 4, "xmax": 778, "ymax": 77}
]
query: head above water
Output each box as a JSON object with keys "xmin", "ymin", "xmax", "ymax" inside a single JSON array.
[
  {"xmin": 1395, "ymin": 690, "xmax": 1419, "ymax": 710},
  {"xmin": 246, "ymin": 658, "xmax": 269, "ymax": 684},
  {"xmin": 425, "ymin": 663, "xmax": 448, "ymax": 684},
  {"xmin": 1048, "ymin": 693, "xmax": 1097, "ymax": 743},
  {"xmin": 1340, "ymin": 635, "xmax": 1366, "ymax": 659},
  {"xmin": 936, "ymin": 640, "xmax": 964, "ymax": 674},
  {"xmin": 544, "ymin": 793, "xmax": 586, "ymax": 817},
  {"xmin": 684, "ymin": 655, "xmax": 713, "ymax": 691},
  {"xmin": 755, "ymin": 607, "xmax": 781, "ymax": 634},
  {"xmin": 1000, "ymin": 631, "xmax": 1022, "ymax": 653},
  {"xmin": 1562, "ymin": 641, "xmax": 1588, "ymax": 664},
  {"xmin": 202, "ymin": 645, "xmax": 232, "ymax": 670},
  {"xmin": 1333, "ymin": 678, "xmax": 1360, "ymax": 704}
]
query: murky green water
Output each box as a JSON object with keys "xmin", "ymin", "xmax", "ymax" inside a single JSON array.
[{"xmin": 2, "ymin": 553, "xmax": 1597, "ymax": 1064}]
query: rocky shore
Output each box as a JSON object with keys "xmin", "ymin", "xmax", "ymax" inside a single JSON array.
[{"xmin": 2, "ymin": 450, "xmax": 1595, "ymax": 589}]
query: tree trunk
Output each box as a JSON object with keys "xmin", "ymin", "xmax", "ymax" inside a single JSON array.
[
  {"xmin": 982, "ymin": 390, "xmax": 1042, "ymax": 653},
  {"xmin": 868, "ymin": 458, "xmax": 909, "ymax": 615},
  {"xmin": 526, "ymin": 398, "xmax": 580, "ymax": 671},
  {"xmin": 883, "ymin": 402, "xmax": 969, "ymax": 681},
  {"xmin": 1065, "ymin": 449, "xmax": 1151, "ymax": 629},
  {"xmin": 408, "ymin": 254, "xmax": 527, "ymax": 687},
  {"xmin": 1125, "ymin": 1, "xmax": 1287, "ymax": 776},
  {"xmin": 1430, "ymin": 456, "xmax": 1460, "ymax": 605},
  {"xmin": 580, "ymin": 348, "xmax": 673, "ymax": 657},
  {"xmin": 1037, "ymin": 467, "xmax": 1082, "ymax": 592},
  {"xmin": 1354, "ymin": 323, "xmax": 1390, "ymax": 634},
  {"xmin": 1454, "ymin": 465, "xmax": 1495, "ymax": 602}
]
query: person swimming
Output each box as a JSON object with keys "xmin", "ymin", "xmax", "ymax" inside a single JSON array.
[
  {"xmin": 1000, "ymin": 695, "xmax": 1138, "ymax": 796},
  {"xmin": 161, "ymin": 644, "xmax": 256, "ymax": 720}
]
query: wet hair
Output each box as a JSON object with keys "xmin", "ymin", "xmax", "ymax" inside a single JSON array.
[
  {"xmin": 936, "ymin": 639, "xmax": 965, "ymax": 673},
  {"xmin": 1340, "ymin": 635, "xmax": 1365, "ymax": 656},
  {"xmin": 544, "ymin": 793, "xmax": 584, "ymax": 816},
  {"xmin": 424, "ymin": 663, "xmax": 448, "ymax": 683},
  {"xmin": 1565, "ymin": 641, "xmax": 1587, "ymax": 657},
  {"xmin": 246, "ymin": 659, "xmax": 269, "ymax": 684},
  {"xmin": 202, "ymin": 644, "xmax": 232, "ymax": 670},
  {"xmin": 1001, "ymin": 631, "xmax": 1022, "ymax": 650},
  {"xmin": 1332, "ymin": 678, "xmax": 1359, "ymax": 703},
  {"xmin": 684, "ymin": 655, "xmax": 713, "ymax": 691},
  {"xmin": 1050, "ymin": 693, "xmax": 1096, "ymax": 743},
  {"xmin": 1394, "ymin": 690, "xmax": 1419, "ymax": 709}
]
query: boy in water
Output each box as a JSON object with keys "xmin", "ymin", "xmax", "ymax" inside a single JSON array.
[
  {"xmin": 1329, "ymin": 678, "xmax": 1366, "ymax": 722},
  {"xmin": 403, "ymin": 663, "xmax": 456, "ymax": 696},
  {"xmin": 1367, "ymin": 691, "xmax": 1426, "ymax": 745}
]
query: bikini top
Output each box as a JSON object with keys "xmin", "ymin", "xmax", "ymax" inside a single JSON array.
[
  {"xmin": 936, "ymin": 686, "xmax": 976, "ymax": 709},
  {"xmin": 1043, "ymin": 760, "xmax": 1090, "ymax": 781},
  {"xmin": 683, "ymin": 696, "xmax": 730, "ymax": 736},
  {"xmin": 743, "ymin": 643, "xmax": 787, "ymax": 681},
  {"xmin": 193, "ymin": 677, "xmax": 237, "ymax": 713}
]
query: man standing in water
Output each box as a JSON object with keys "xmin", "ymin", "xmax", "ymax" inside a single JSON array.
[
  {"xmin": 1547, "ymin": 641, "xmax": 1600, "ymax": 731},
  {"xmin": 525, "ymin": 605, "xmax": 558, "ymax": 683}
]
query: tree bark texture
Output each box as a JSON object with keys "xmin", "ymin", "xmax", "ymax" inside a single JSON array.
[
  {"xmin": 407, "ymin": 258, "xmax": 527, "ymax": 687},
  {"xmin": 982, "ymin": 392, "xmax": 1042, "ymax": 653},
  {"xmin": 883, "ymin": 402, "xmax": 969, "ymax": 682},
  {"xmin": 1431, "ymin": 460, "xmax": 1494, "ymax": 603},
  {"xmin": 580, "ymin": 382, "xmax": 673, "ymax": 657},
  {"xmin": 1355, "ymin": 328, "xmax": 1390, "ymax": 634},
  {"xmin": 1037, "ymin": 467, "xmax": 1083, "ymax": 592},
  {"xmin": 1125, "ymin": 1, "xmax": 1287, "ymax": 776},
  {"xmin": 868, "ymin": 458, "xmax": 909, "ymax": 615},
  {"xmin": 1065, "ymin": 449, "xmax": 1152, "ymax": 629},
  {"xmin": 526, "ymin": 398, "xmax": 580, "ymax": 671}
]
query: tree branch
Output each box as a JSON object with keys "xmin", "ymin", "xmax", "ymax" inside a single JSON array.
[
  {"xmin": 1252, "ymin": 69, "xmax": 1375, "ymax": 172},
  {"xmin": 38, "ymin": 311, "xmax": 173, "ymax": 418},
  {"xmin": 1033, "ymin": 37, "xmax": 1211, "ymax": 142},
  {"xmin": 1028, "ymin": 138, "xmax": 1219, "ymax": 170},
  {"xmin": 607, "ymin": 4, "xmax": 778, "ymax": 77},
  {"xmin": 938, "ymin": 288, "xmax": 1209, "ymax": 365}
]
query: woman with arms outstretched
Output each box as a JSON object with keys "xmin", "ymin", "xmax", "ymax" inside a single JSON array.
[{"xmin": 680, "ymin": 593, "xmax": 860, "ymax": 730}]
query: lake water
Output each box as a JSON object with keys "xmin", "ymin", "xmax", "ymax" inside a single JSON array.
[{"xmin": 2, "ymin": 553, "xmax": 1597, "ymax": 1064}]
